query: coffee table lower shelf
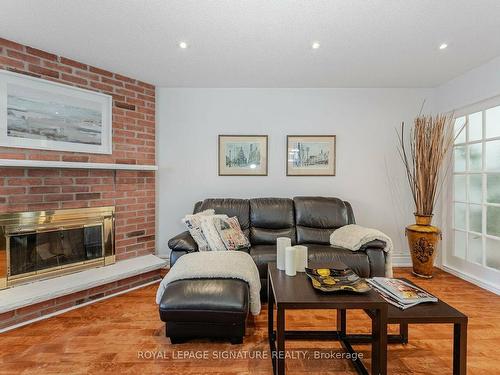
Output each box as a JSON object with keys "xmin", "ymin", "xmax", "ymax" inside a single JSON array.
[
  {"xmin": 337, "ymin": 306, "xmax": 468, "ymax": 375},
  {"xmin": 268, "ymin": 325, "xmax": 394, "ymax": 375}
]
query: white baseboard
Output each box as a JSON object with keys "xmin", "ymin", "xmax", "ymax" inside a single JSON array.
[
  {"xmin": 391, "ymin": 254, "xmax": 412, "ymax": 267},
  {"xmin": 439, "ymin": 264, "xmax": 500, "ymax": 295}
]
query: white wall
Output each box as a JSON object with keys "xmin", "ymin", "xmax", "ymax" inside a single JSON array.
[
  {"xmin": 435, "ymin": 55, "xmax": 500, "ymax": 112},
  {"xmin": 156, "ymin": 88, "xmax": 434, "ymax": 263}
]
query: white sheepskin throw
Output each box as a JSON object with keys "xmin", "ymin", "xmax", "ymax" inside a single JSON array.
[
  {"xmin": 330, "ymin": 224, "xmax": 393, "ymax": 277},
  {"xmin": 156, "ymin": 251, "xmax": 261, "ymax": 315}
]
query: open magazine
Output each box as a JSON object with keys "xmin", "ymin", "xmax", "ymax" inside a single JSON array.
[{"xmin": 366, "ymin": 277, "xmax": 438, "ymax": 310}]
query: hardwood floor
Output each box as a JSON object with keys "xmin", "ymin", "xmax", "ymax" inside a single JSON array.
[{"xmin": 0, "ymin": 268, "xmax": 498, "ymax": 375}]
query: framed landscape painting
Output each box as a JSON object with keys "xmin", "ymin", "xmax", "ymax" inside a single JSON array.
[
  {"xmin": 287, "ymin": 135, "xmax": 336, "ymax": 176},
  {"xmin": 218, "ymin": 135, "xmax": 268, "ymax": 176},
  {"xmin": 0, "ymin": 70, "xmax": 112, "ymax": 154}
]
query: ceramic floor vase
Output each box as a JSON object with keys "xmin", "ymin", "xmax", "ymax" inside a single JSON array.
[{"xmin": 406, "ymin": 214, "xmax": 442, "ymax": 278}]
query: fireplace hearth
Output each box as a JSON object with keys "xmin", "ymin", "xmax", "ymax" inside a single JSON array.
[{"xmin": 0, "ymin": 207, "xmax": 115, "ymax": 289}]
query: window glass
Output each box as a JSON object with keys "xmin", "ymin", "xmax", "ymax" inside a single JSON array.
[
  {"xmin": 454, "ymin": 203, "xmax": 466, "ymax": 230},
  {"xmin": 454, "ymin": 146, "xmax": 466, "ymax": 172},
  {"xmin": 454, "ymin": 175, "xmax": 466, "ymax": 202},
  {"xmin": 486, "ymin": 106, "xmax": 500, "ymax": 139},
  {"xmin": 487, "ymin": 174, "xmax": 500, "ymax": 203},
  {"xmin": 467, "ymin": 233, "xmax": 482, "ymax": 264},
  {"xmin": 468, "ymin": 112, "xmax": 482, "ymax": 141},
  {"xmin": 468, "ymin": 143, "xmax": 482, "ymax": 171},
  {"xmin": 485, "ymin": 237, "xmax": 500, "ymax": 270},
  {"xmin": 469, "ymin": 175, "xmax": 482, "ymax": 204},
  {"xmin": 487, "ymin": 206, "xmax": 500, "ymax": 237},
  {"xmin": 454, "ymin": 116, "xmax": 466, "ymax": 144},
  {"xmin": 469, "ymin": 205, "xmax": 482, "ymax": 233},
  {"xmin": 453, "ymin": 105, "xmax": 500, "ymax": 274},
  {"xmin": 454, "ymin": 231, "xmax": 466, "ymax": 259},
  {"xmin": 486, "ymin": 140, "xmax": 500, "ymax": 170}
]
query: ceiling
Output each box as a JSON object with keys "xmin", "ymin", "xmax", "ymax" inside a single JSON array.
[{"xmin": 1, "ymin": 0, "xmax": 500, "ymax": 88}]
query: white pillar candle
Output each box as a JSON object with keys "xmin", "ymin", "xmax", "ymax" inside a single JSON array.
[
  {"xmin": 285, "ymin": 246, "xmax": 297, "ymax": 276},
  {"xmin": 294, "ymin": 245, "xmax": 308, "ymax": 272},
  {"xmin": 276, "ymin": 237, "xmax": 291, "ymax": 271}
]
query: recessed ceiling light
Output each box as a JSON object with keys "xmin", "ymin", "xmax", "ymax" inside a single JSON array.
[
  {"xmin": 439, "ymin": 43, "xmax": 448, "ymax": 50},
  {"xmin": 179, "ymin": 41, "xmax": 188, "ymax": 49},
  {"xmin": 312, "ymin": 42, "xmax": 320, "ymax": 49}
]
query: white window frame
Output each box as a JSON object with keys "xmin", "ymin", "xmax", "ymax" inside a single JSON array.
[{"xmin": 441, "ymin": 96, "xmax": 500, "ymax": 294}]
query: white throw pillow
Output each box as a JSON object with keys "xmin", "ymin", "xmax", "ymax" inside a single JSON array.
[
  {"xmin": 182, "ymin": 209, "xmax": 215, "ymax": 251},
  {"xmin": 200, "ymin": 214, "xmax": 229, "ymax": 251}
]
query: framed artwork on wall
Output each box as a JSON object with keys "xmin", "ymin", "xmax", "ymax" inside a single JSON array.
[
  {"xmin": 0, "ymin": 70, "xmax": 112, "ymax": 154},
  {"xmin": 218, "ymin": 135, "xmax": 268, "ymax": 176},
  {"xmin": 287, "ymin": 135, "xmax": 336, "ymax": 176}
]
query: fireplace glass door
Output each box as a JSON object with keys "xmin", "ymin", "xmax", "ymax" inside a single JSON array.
[{"xmin": 8, "ymin": 225, "xmax": 103, "ymax": 276}]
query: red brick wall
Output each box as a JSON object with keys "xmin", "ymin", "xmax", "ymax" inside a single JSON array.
[{"xmin": 0, "ymin": 37, "xmax": 156, "ymax": 260}]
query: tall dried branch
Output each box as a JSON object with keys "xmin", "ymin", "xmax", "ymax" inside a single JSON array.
[{"xmin": 397, "ymin": 114, "xmax": 456, "ymax": 216}]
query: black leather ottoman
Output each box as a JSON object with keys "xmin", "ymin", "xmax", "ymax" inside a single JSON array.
[{"xmin": 158, "ymin": 278, "xmax": 249, "ymax": 344}]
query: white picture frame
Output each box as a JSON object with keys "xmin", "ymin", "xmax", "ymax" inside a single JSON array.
[{"xmin": 0, "ymin": 70, "xmax": 112, "ymax": 154}]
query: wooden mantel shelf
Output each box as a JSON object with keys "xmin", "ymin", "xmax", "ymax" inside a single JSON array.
[{"xmin": 0, "ymin": 159, "xmax": 158, "ymax": 171}]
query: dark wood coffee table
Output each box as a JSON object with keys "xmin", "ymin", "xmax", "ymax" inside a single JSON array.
[
  {"xmin": 339, "ymin": 278, "xmax": 468, "ymax": 375},
  {"xmin": 267, "ymin": 264, "xmax": 468, "ymax": 375},
  {"xmin": 267, "ymin": 263, "xmax": 388, "ymax": 375}
]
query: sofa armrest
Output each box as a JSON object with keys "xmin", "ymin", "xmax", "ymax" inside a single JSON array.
[
  {"xmin": 168, "ymin": 231, "xmax": 198, "ymax": 252},
  {"xmin": 360, "ymin": 240, "xmax": 387, "ymax": 277},
  {"xmin": 359, "ymin": 239, "xmax": 386, "ymax": 251}
]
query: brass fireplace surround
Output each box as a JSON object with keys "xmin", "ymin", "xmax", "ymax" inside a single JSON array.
[{"xmin": 0, "ymin": 206, "xmax": 115, "ymax": 289}]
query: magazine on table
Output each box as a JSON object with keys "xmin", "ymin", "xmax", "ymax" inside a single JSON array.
[{"xmin": 366, "ymin": 277, "xmax": 438, "ymax": 310}]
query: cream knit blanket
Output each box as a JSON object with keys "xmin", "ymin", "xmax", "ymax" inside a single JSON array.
[
  {"xmin": 330, "ymin": 224, "xmax": 393, "ymax": 277},
  {"xmin": 156, "ymin": 251, "xmax": 261, "ymax": 315}
]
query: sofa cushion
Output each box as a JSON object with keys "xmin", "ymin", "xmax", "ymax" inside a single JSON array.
[
  {"xmin": 250, "ymin": 227, "xmax": 296, "ymax": 246},
  {"xmin": 159, "ymin": 279, "xmax": 249, "ymax": 323},
  {"xmin": 250, "ymin": 198, "xmax": 295, "ymax": 228},
  {"xmin": 250, "ymin": 198, "xmax": 295, "ymax": 245},
  {"xmin": 294, "ymin": 197, "xmax": 353, "ymax": 244},
  {"xmin": 305, "ymin": 244, "xmax": 371, "ymax": 278},
  {"xmin": 295, "ymin": 226, "xmax": 332, "ymax": 245},
  {"xmin": 250, "ymin": 244, "xmax": 372, "ymax": 279},
  {"xmin": 195, "ymin": 199, "xmax": 250, "ymax": 236},
  {"xmin": 249, "ymin": 245, "xmax": 276, "ymax": 279}
]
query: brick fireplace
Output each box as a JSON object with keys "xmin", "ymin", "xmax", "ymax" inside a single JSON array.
[
  {"xmin": 0, "ymin": 206, "xmax": 116, "ymax": 289},
  {"xmin": 0, "ymin": 36, "xmax": 156, "ymax": 259},
  {"xmin": 0, "ymin": 37, "xmax": 163, "ymax": 330}
]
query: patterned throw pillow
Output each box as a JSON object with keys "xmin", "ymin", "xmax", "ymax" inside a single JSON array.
[
  {"xmin": 182, "ymin": 209, "xmax": 215, "ymax": 251},
  {"xmin": 199, "ymin": 214, "xmax": 229, "ymax": 251},
  {"xmin": 214, "ymin": 216, "xmax": 250, "ymax": 251}
]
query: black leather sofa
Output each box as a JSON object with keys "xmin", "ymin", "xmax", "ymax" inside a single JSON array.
[{"xmin": 168, "ymin": 196, "xmax": 387, "ymax": 299}]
